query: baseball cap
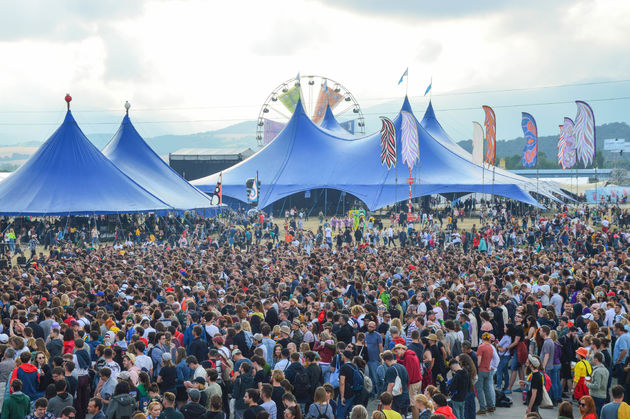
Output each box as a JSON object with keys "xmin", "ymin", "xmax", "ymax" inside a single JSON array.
[
  {"xmin": 0, "ymin": 334, "xmax": 8, "ymax": 344},
  {"xmin": 187, "ymin": 388, "xmax": 201, "ymax": 401},
  {"xmin": 118, "ymin": 371, "xmax": 131, "ymax": 381},
  {"xmin": 161, "ymin": 352, "xmax": 172, "ymax": 362},
  {"xmin": 232, "ymin": 349, "xmax": 242, "ymax": 356}
]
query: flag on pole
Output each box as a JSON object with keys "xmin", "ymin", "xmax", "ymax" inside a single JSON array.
[
  {"xmin": 472, "ymin": 121, "xmax": 484, "ymax": 166},
  {"xmin": 398, "ymin": 68, "xmax": 408, "ymax": 85},
  {"xmin": 211, "ymin": 172, "xmax": 222, "ymax": 205},
  {"xmin": 574, "ymin": 101, "xmax": 596, "ymax": 167},
  {"xmin": 424, "ymin": 78, "xmax": 432, "ymax": 96},
  {"xmin": 520, "ymin": 112, "xmax": 538, "ymax": 167},
  {"xmin": 482, "ymin": 105, "xmax": 496, "ymax": 166},
  {"xmin": 296, "ymin": 72, "xmax": 300, "ymax": 83}
]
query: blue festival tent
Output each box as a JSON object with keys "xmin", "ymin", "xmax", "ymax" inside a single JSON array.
[
  {"xmin": 193, "ymin": 96, "xmax": 542, "ymax": 210},
  {"xmin": 0, "ymin": 109, "xmax": 171, "ymax": 215},
  {"xmin": 103, "ymin": 109, "xmax": 215, "ymax": 210}
]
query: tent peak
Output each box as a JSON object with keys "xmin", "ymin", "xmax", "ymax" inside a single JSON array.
[
  {"xmin": 124, "ymin": 100, "xmax": 131, "ymax": 115},
  {"xmin": 401, "ymin": 95, "xmax": 413, "ymax": 113},
  {"xmin": 64, "ymin": 93, "xmax": 72, "ymax": 110},
  {"xmin": 423, "ymin": 100, "xmax": 436, "ymax": 120}
]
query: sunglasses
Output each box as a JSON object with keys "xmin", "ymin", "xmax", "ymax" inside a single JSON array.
[{"xmin": 579, "ymin": 403, "xmax": 586, "ymax": 407}]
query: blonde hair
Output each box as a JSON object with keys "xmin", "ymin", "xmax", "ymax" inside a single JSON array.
[
  {"xmin": 371, "ymin": 412, "xmax": 386, "ymax": 419},
  {"xmin": 241, "ymin": 320, "xmax": 252, "ymax": 333},
  {"xmin": 415, "ymin": 394, "xmax": 433, "ymax": 411}
]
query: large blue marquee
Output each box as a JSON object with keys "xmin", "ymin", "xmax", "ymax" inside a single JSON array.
[
  {"xmin": 193, "ymin": 97, "xmax": 545, "ymax": 210},
  {"xmin": 0, "ymin": 110, "xmax": 171, "ymax": 215}
]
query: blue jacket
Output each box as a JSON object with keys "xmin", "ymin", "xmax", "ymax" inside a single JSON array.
[{"xmin": 10, "ymin": 363, "xmax": 42, "ymax": 401}]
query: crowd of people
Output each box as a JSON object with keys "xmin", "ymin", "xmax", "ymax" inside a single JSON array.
[{"xmin": 0, "ymin": 201, "xmax": 629, "ymax": 419}]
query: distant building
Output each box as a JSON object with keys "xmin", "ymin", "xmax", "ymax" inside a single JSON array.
[{"xmin": 169, "ymin": 148, "xmax": 255, "ymax": 180}]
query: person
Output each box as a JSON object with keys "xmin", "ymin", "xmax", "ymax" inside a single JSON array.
[
  {"xmin": 392, "ymin": 344, "xmax": 421, "ymax": 419},
  {"xmin": 243, "ymin": 389, "xmax": 265, "ymax": 419},
  {"xmin": 233, "ymin": 362, "xmax": 255, "ymax": 419},
  {"xmin": 284, "ymin": 405, "xmax": 302, "ymax": 419},
  {"xmin": 204, "ymin": 395, "xmax": 225, "ymax": 419},
  {"xmin": 87, "ymin": 398, "xmax": 106, "ymax": 419},
  {"xmin": 521, "ymin": 355, "xmax": 544, "ymax": 414},
  {"xmin": 573, "ymin": 347, "xmax": 592, "ymax": 400},
  {"xmin": 106, "ymin": 382, "xmax": 137, "ymax": 419},
  {"xmin": 365, "ymin": 321, "xmax": 383, "ymax": 397},
  {"xmin": 413, "ymin": 394, "xmax": 433, "ymax": 419},
  {"xmin": 585, "ymin": 351, "xmax": 609, "ymax": 416},
  {"xmin": 613, "ymin": 322, "xmax": 630, "ymax": 386},
  {"xmin": 338, "ymin": 350, "xmax": 358, "ymax": 419},
  {"xmin": 306, "ymin": 387, "xmax": 333, "ymax": 419},
  {"xmin": 60, "ymin": 406, "xmax": 78, "ymax": 419},
  {"xmin": 157, "ymin": 353, "xmax": 178, "ymax": 395},
  {"xmin": 475, "ymin": 332, "xmax": 495, "ymax": 414},
  {"xmin": 47, "ymin": 379, "xmax": 74, "ymax": 417},
  {"xmin": 431, "ymin": 393, "xmax": 456, "ymax": 419},
  {"xmin": 260, "ymin": 383, "xmax": 278, "ymax": 419},
  {"xmin": 379, "ymin": 392, "xmax": 402, "ymax": 419},
  {"xmin": 160, "ymin": 392, "xmax": 184, "ymax": 419},
  {"xmin": 578, "ymin": 395, "xmax": 596, "ymax": 419},
  {"xmin": 10, "ymin": 350, "xmax": 42, "ymax": 401},
  {"xmin": 382, "ymin": 350, "xmax": 409, "ymax": 417},
  {"xmin": 180, "ymin": 388, "xmax": 207, "ymax": 419},
  {"xmin": 146, "ymin": 401, "xmax": 163, "ymax": 419},
  {"xmin": 0, "ymin": 347, "xmax": 15, "ymax": 410},
  {"xmin": 557, "ymin": 401, "xmax": 574, "ymax": 419},
  {"xmin": 349, "ymin": 405, "xmax": 367, "ymax": 419},
  {"xmin": 600, "ymin": 384, "xmax": 630, "ymax": 419},
  {"xmin": 26, "ymin": 397, "xmax": 56, "ymax": 419},
  {"xmin": 1, "ymin": 379, "xmax": 31, "ymax": 419},
  {"xmin": 371, "ymin": 411, "xmax": 386, "ymax": 419},
  {"xmin": 446, "ymin": 359, "xmax": 468, "ymax": 419}
]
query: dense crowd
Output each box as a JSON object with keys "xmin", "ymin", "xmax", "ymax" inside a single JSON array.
[{"xmin": 0, "ymin": 201, "xmax": 630, "ymax": 419}]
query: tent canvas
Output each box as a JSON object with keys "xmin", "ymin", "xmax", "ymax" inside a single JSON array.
[
  {"xmin": 103, "ymin": 113, "xmax": 215, "ymax": 210},
  {"xmin": 0, "ymin": 111, "xmax": 171, "ymax": 215},
  {"xmin": 193, "ymin": 97, "xmax": 543, "ymax": 210}
]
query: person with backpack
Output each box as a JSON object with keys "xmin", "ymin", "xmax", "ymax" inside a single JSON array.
[
  {"xmin": 306, "ymin": 386, "xmax": 334, "ymax": 419},
  {"xmin": 382, "ymin": 350, "xmax": 409, "ymax": 418},
  {"xmin": 286, "ymin": 352, "xmax": 310, "ymax": 409},
  {"xmin": 521, "ymin": 355, "xmax": 544, "ymax": 414},
  {"xmin": 393, "ymin": 344, "xmax": 422, "ymax": 419},
  {"xmin": 574, "ymin": 347, "xmax": 592, "ymax": 400},
  {"xmin": 304, "ymin": 351, "xmax": 323, "ymax": 406},
  {"xmin": 105, "ymin": 382, "xmax": 136, "ymax": 419},
  {"xmin": 338, "ymin": 350, "xmax": 360, "ymax": 419}
]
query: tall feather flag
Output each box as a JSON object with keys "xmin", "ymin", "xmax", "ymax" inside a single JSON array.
[
  {"xmin": 379, "ymin": 117, "xmax": 397, "ymax": 169},
  {"xmin": 521, "ymin": 112, "xmax": 538, "ymax": 167},
  {"xmin": 472, "ymin": 122, "xmax": 484, "ymax": 166},
  {"xmin": 482, "ymin": 106, "xmax": 496, "ymax": 166},
  {"xmin": 558, "ymin": 117, "xmax": 577, "ymax": 169},
  {"xmin": 574, "ymin": 101, "xmax": 596, "ymax": 167},
  {"xmin": 400, "ymin": 111, "xmax": 419, "ymax": 171}
]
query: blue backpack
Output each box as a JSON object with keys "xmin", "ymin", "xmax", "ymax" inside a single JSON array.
[{"xmin": 348, "ymin": 364, "xmax": 364, "ymax": 392}]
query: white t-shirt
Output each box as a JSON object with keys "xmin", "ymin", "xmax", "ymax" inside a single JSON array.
[{"xmin": 135, "ymin": 354, "xmax": 153, "ymax": 373}]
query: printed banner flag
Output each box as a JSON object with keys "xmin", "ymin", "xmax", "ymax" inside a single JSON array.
[
  {"xmin": 247, "ymin": 172, "xmax": 259, "ymax": 205},
  {"xmin": 558, "ymin": 117, "xmax": 577, "ymax": 169},
  {"xmin": 379, "ymin": 117, "xmax": 397, "ymax": 169},
  {"xmin": 278, "ymin": 85, "xmax": 301, "ymax": 113},
  {"xmin": 574, "ymin": 101, "xmax": 596, "ymax": 167},
  {"xmin": 263, "ymin": 119, "xmax": 286, "ymax": 145},
  {"xmin": 340, "ymin": 119, "xmax": 355, "ymax": 134},
  {"xmin": 482, "ymin": 105, "xmax": 496, "ymax": 166},
  {"xmin": 398, "ymin": 68, "xmax": 408, "ymax": 85},
  {"xmin": 400, "ymin": 111, "xmax": 419, "ymax": 171},
  {"xmin": 521, "ymin": 112, "xmax": 538, "ymax": 167},
  {"xmin": 472, "ymin": 121, "xmax": 484, "ymax": 166},
  {"xmin": 312, "ymin": 84, "xmax": 343, "ymax": 124}
]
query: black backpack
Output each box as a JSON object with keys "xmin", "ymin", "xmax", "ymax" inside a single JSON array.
[
  {"xmin": 294, "ymin": 368, "xmax": 311, "ymax": 398},
  {"xmin": 315, "ymin": 404, "xmax": 330, "ymax": 419}
]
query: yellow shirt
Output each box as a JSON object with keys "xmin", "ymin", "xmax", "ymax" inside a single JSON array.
[
  {"xmin": 573, "ymin": 359, "xmax": 592, "ymax": 383},
  {"xmin": 383, "ymin": 410, "xmax": 402, "ymax": 419}
]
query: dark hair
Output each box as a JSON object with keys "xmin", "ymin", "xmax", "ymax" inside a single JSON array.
[
  {"xmin": 593, "ymin": 351, "xmax": 604, "ymax": 363},
  {"xmin": 11, "ymin": 379, "xmax": 22, "ymax": 392},
  {"xmin": 186, "ymin": 355, "xmax": 199, "ymax": 365},
  {"xmin": 89, "ymin": 398, "xmax": 103, "ymax": 410},
  {"xmin": 379, "ymin": 392, "xmax": 393, "ymax": 405},
  {"xmin": 210, "ymin": 394, "xmax": 222, "ymax": 411},
  {"xmin": 34, "ymin": 397, "xmax": 48, "ymax": 409},
  {"xmin": 612, "ymin": 384, "xmax": 625, "ymax": 399},
  {"xmin": 432, "ymin": 393, "xmax": 448, "ymax": 407},
  {"xmin": 261, "ymin": 383, "xmax": 273, "ymax": 399},
  {"xmin": 114, "ymin": 381, "xmax": 129, "ymax": 396},
  {"xmin": 61, "ymin": 406, "xmax": 77, "ymax": 417},
  {"xmin": 246, "ymin": 388, "xmax": 259, "ymax": 400},
  {"xmin": 557, "ymin": 401, "xmax": 573, "ymax": 419},
  {"xmin": 55, "ymin": 379, "xmax": 67, "ymax": 392}
]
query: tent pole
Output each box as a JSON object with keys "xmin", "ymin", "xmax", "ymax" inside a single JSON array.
[{"xmin": 324, "ymin": 189, "xmax": 327, "ymax": 217}]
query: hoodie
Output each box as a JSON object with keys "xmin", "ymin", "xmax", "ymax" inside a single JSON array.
[
  {"xmin": 585, "ymin": 363, "xmax": 609, "ymax": 399},
  {"xmin": 434, "ymin": 405, "xmax": 456, "ymax": 419},
  {"xmin": 48, "ymin": 392, "xmax": 74, "ymax": 417},
  {"xmin": 10, "ymin": 363, "xmax": 41, "ymax": 400},
  {"xmin": 1, "ymin": 391, "xmax": 30, "ymax": 419},
  {"xmin": 233, "ymin": 373, "xmax": 255, "ymax": 411},
  {"xmin": 181, "ymin": 402, "xmax": 207, "ymax": 419},
  {"xmin": 106, "ymin": 393, "xmax": 136, "ymax": 419}
]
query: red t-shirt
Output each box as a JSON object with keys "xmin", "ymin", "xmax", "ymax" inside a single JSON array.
[
  {"xmin": 398, "ymin": 349, "xmax": 422, "ymax": 384},
  {"xmin": 476, "ymin": 343, "xmax": 493, "ymax": 372}
]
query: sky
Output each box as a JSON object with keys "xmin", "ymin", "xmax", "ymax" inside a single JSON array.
[{"xmin": 1, "ymin": 0, "xmax": 630, "ymax": 144}]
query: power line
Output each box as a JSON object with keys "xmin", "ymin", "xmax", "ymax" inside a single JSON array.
[
  {"xmin": 0, "ymin": 78, "xmax": 629, "ymax": 114},
  {"xmin": 0, "ymin": 95, "xmax": 629, "ymax": 126}
]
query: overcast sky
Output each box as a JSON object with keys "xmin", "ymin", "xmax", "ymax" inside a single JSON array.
[{"xmin": 1, "ymin": 0, "xmax": 629, "ymax": 143}]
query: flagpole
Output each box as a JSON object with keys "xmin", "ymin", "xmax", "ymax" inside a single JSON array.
[{"xmin": 405, "ymin": 68, "xmax": 409, "ymax": 96}]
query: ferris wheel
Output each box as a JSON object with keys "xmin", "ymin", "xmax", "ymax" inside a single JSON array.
[{"xmin": 256, "ymin": 75, "xmax": 365, "ymax": 147}]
